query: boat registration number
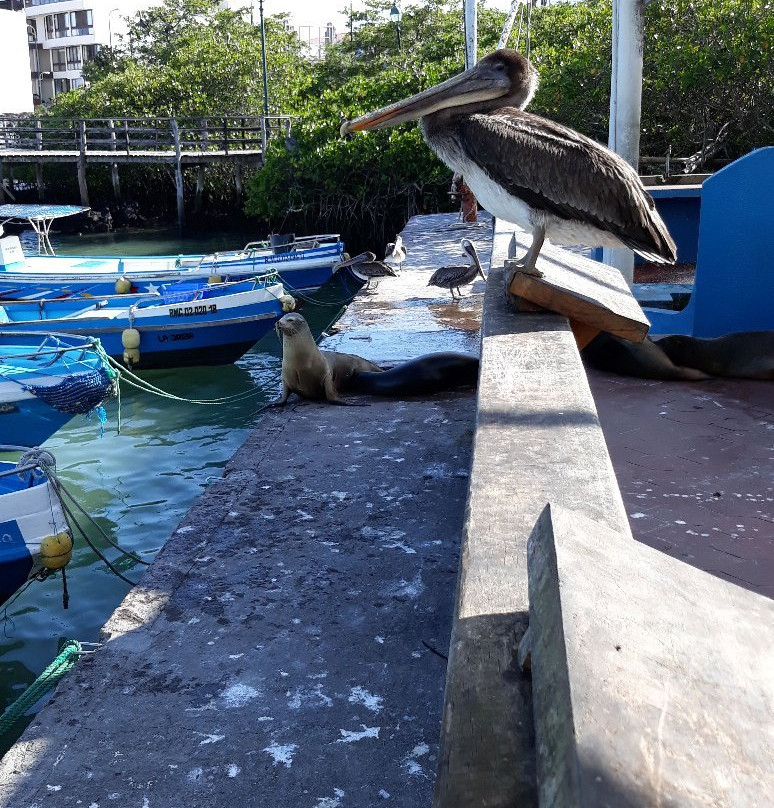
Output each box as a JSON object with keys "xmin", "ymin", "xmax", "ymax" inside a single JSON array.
[{"xmin": 169, "ymin": 304, "xmax": 217, "ymax": 317}]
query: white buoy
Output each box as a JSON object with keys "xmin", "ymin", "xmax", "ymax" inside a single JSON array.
[
  {"xmin": 115, "ymin": 276, "xmax": 132, "ymax": 294},
  {"xmin": 121, "ymin": 328, "xmax": 141, "ymax": 349}
]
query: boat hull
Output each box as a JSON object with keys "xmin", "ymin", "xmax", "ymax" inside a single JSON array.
[
  {"xmin": 0, "ymin": 282, "xmax": 287, "ymax": 370},
  {"xmin": 0, "ymin": 456, "xmax": 69, "ymax": 605},
  {"xmin": 0, "ymin": 239, "xmax": 345, "ymax": 299},
  {"xmin": 0, "ymin": 332, "xmax": 115, "ymax": 444},
  {"xmin": 0, "ymin": 394, "xmax": 74, "ymax": 446}
]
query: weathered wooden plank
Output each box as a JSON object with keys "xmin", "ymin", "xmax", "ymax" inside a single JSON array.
[
  {"xmin": 433, "ymin": 219, "xmax": 632, "ymax": 808},
  {"xmin": 527, "ymin": 503, "xmax": 774, "ymax": 808},
  {"xmin": 506, "ymin": 230, "xmax": 650, "ymax": 342}
]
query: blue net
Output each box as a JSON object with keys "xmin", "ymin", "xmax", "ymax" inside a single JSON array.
[{"xmin": 22, "ymin": 365, "xmax": 117, "ymax": 415}]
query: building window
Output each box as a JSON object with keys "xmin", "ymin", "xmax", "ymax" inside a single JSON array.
[
  {"xmin": 44, "ymin": 10, "xmax": 93, "ymax": 39},
  {"xmin": 51, "ymin": 48, "xmax": 66, "ymax": 71},
  {"xmin": 82, "ymin": 44, "xmax": 99, "ymax": 63},
  {"xmin": 69, "ymin": 10, "xmax": 93, "ymax": 36},
  {"xmin": 66, "ymin": 46, "xmax": 81, "ymax": 70},
  {"xmin": 45, "ymin": 13, "xmax": 68, "ymax": 39},
  {"xmin": 54, "ymin": 77, "xmax": 71, "ymax": 95}
]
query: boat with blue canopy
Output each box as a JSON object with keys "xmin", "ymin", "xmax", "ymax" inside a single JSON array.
[
  {"xmin": 0, "ymin": 275, "xmax": 289, "ymax": 370},
  {"xmin": 0, "ymin": 205, "xmax": 345, "ymax": 300},
  {"xmin": 0, "ymin": 332, "xmax": 116, "ymax": 446}
]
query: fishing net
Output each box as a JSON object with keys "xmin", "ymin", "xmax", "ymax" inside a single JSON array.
[{"xmin": 22, "ymin": 365, "xmax": 117, "ymax": 415}]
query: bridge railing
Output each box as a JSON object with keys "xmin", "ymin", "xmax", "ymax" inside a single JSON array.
[{"xmin": 0, "ymin": 115, "xmax": 296, "ymax": 155}]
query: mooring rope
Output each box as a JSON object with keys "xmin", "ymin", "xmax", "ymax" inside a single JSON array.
[{"xmin": 0, "ymin": 640, "xmax": 82, "ymax": 737}]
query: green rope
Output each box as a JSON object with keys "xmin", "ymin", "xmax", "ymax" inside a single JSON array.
[{"xmin": 0, "ymin": 640, "xmax": 82, "ymax": 736}]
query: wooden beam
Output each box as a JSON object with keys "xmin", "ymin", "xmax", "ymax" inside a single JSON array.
[{"xmin": 505, "ymin": 231, "xmax": 650, "ymax": 343}]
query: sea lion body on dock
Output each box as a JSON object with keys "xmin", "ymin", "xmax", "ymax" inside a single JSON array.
[
  {"xmin": 345, "ymin": 353, "xmax": 479, "ymax": 397},
  {"xmin": 274, "ymin": 312, "xmax": 383, "ymax": 405},
  {"xmin": 582, "ymin": 333, "xmax": 710, "ymax": 381},
  {"xmin": 656, "ymin": 332, "xmax": 774, "ymax": 380},
  {"xmin": 272, "ymin": 313, "xmax": 480, "ymax": 404}
]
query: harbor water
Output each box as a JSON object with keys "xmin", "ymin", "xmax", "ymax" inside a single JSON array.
[{"xmin": 0, "ymin": 227, "xmax": 345, "ymax": 753}]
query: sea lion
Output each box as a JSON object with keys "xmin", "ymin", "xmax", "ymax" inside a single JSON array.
[
  {"xmin": 345, "ymin": 353, "xmax": 480, "ymax": 397},
  {"xmin": 656, "ymin": 331, "xmax": 774, "ymax": 380},
  {"xmin": 273, "ymin": 312, "xmax": 383, "ymax": 405},
  {"xmin": 582, "ymin": 332, "xmax": 711, "ymax": 381}
]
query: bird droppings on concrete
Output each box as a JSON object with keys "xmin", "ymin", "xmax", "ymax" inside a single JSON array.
[
  {"xmin": 263, "ymin": 743, "xmax": 298, "ymax": 769},
  {"xmin": 288, "ymin": 685, "xmax": 333, "ymax": 710},
  {"xmin": 220, "ymin": 683, "xmax": 260, "ymax": 708},
  {"xmin": 348, "ymin": 687, "xmax": 383, "ymax": 713},
  {"xmin": 335, "ymin": 725, "xmax": 381, "ymax": 743},
  {"xmin": 313, "ymin": 788, "xmax": 345, "ymax": 808},
  {"xmin": 196, "ymin": 732, "xmax": 225, "ymax": 745}
]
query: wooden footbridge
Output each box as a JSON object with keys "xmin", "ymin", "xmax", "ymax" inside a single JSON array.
[{"xmin": 0, "ymin": 114, "xmax": 294, "ymax": 227}]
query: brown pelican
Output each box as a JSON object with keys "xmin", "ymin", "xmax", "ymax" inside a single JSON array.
[
  {"xmin": 341, "ymin": 50, "xmax": 676, "ymax": 282},
  {"xmin": 428, "ymin": 239, "xmax": 485, "ymax": 300},
  {"xmin": 335, "ymin": 251, "xmax": 398, "ymax": 290},
  {"xmin": 385, "ymin": 235, "xmax": 407, "ymax": 269}
]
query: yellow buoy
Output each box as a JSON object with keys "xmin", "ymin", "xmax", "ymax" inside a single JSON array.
[
  {"xmin": 40, "ymin": 531, "xmax": 73, "ymax": 570},
  {"xmin": 121, "ymin": 328, "xmax": 141, "ymax": 350},
  {"xmin": 123, "ymin": 347, "xmax": 140, "ymax": 366},
  {"xmin": 115, "ymin": 276, "xmax": 132, "ymax": 294},
  {"xmin": 208, "ymin": 275, "xmax": 223, "ymax": 284},
  {"xmin": 279, "ymin": 294, "xmax": 296, "ymax": 312}
]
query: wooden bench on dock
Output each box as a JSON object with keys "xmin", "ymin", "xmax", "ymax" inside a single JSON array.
[{"xmin": 433, "ymin": 219, "xmax": 774, "ymax": 807}]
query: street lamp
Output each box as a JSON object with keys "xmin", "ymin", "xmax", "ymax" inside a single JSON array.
[
  {"xmin": 389, "ymin": 3, "xmax": 402, "ymax": 50},
  {"xmin": 108, "ymin": 8, "xmax": 121, "ymax": 49}
]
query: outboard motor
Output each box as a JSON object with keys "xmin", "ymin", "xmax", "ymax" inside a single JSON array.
[{"xmin": 270, "ymin": 233, "xmax": 295, "ymax": 255}]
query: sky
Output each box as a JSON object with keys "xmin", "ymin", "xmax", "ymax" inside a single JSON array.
[{"xmin": 227, "ymin": 0, "xmax": 515, "ymax": 37}]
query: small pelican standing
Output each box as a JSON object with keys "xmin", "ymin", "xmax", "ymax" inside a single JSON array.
[
  {"xmin": 385, "ymin": 235, "xmax": 407, "ymax": 269},
  {"xmin": 335, "ymin": 251, "xmax": 398, "ymax": 290},
  {"xmin": 428, "ymin": 239, "xmax": 485, "ymax": 300},
  {"xmin": 341, "ymin": 50, "xmax": 676, "ymax": 289}
]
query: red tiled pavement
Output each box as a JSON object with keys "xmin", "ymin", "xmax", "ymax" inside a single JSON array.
[{"xmin": 588, "ymin": 370, "xmax": 774, "ymax": 598}]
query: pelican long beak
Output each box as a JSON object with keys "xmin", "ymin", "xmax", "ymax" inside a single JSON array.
[
  {"xmin": 334, "ymin": 251, "xmax": 376, "ymax": 270},
  {"xmin": 462, "ymin": 241, "xmax": 486, "ymax": 281},
  {"xmin": 340, "ymin": 66, "xmax": 510, "ymax": 136}
]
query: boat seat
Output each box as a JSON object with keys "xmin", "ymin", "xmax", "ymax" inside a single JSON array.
[{"xmin": 645, "ymin": 147, "xmax": 774, "ymax": 337}]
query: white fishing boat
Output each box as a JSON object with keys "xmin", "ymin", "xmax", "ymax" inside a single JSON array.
[
  {"xmin": 0, "ymin": 447, "xmax": 71, "ymax": 605},
  {"xmin": 0, "ymin": 205, "xmax": 345, "ymax": 299}
]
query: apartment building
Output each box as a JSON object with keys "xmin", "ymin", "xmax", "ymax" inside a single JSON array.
[{"xmin": 0, "ymin": 0, "xmax": 157, "ymax": 106}]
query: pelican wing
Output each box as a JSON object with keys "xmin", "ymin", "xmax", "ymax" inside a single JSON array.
[
  {"xmin": 428, "ymin": 264, "xmax": 474, "ymax": 287},
  {"xmin": 459, "ymin": 109, "xmax": 676, "ymax": 262}
]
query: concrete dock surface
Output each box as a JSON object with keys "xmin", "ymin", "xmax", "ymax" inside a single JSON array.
[{"xmin": 0, "ymin": 213, "xmax": 490, "ymax": 808}]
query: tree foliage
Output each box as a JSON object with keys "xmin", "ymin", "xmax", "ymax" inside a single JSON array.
[
  {"xmin": 41, "ymin": 0, "xmax": 771, "ymax": 245},
  {"xmin": 51, "ymin": 0, "xmax": 308, "ymax": 117}
]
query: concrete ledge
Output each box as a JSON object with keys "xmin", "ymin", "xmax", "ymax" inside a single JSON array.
[
  {"xmin": 433, "ymin": 220, "xmax": 633, "ymax": 807},
  {"xmin": 527, "ymin": 503, "xmax": 774, "ymax": 807}
]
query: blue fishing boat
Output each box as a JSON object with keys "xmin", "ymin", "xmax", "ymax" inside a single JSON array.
[
  {"xmin": 0, "ymin": 206, "xmax": 345, "ymax": 299},
  {"xmin": 0, "ymin": 446, "xmax": 71, "ymax": 605},
  {"xmin": 0, "ymin": 276, "xmax": 288, "ymax": 370},
  {"xmin": 0, "ymin": 332, "xmax": 116, "ymax": 446}
]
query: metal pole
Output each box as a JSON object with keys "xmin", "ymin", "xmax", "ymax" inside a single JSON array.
[
  {"xmin": 603, "ymin": 0, "xmax": 645, "ymax": 284},
  {"xmin": 259, "ymin": 0, "xmax": 270, "ymax": 116},
  {"xmin": 498, "ymin": 0, "xmax": 521, "ymax": 50},
  {"xmin": 463, "ymin": 0, "xmax": 477, "ymax": 69},
  {"xmin": 396, "ymin": 22, "xmax": 401, "ymax": 50}
]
